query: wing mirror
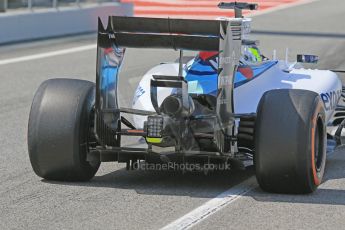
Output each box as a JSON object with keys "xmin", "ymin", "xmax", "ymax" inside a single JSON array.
[{"xmin": 297, "ymin": 54, "xmax": 319, "ymax": 64}]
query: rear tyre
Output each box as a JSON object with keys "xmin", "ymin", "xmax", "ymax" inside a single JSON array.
[
  {"xmin": 28, "ymin": 78, "xmax": 100, "ymax": 181},
  {"xmin": 255, "ymin": 89, "xmax": 326, "ymax": 194}
]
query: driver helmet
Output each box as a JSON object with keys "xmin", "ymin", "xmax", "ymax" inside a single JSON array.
[{"xmin": 242, "ymin": 45, "xmax": 262, "ymax": 63}]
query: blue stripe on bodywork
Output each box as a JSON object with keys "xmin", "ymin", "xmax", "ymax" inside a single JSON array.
[{"xmin": 185, "ymin": 57, "xmax": 277, "ymax": 96}]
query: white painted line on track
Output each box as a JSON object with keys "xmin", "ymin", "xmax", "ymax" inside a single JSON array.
[
  {"xmin": 0, "ymin": 44, "xmax": 96, "ymax": 66},
  {"xmin": 160, "ymin": 176, "xmax": 257, "ymax": 230}
]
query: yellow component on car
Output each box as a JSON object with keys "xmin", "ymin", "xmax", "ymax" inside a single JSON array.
[
  {"xmin": 146, "ymin": 137, "xmax": 163, "ymax": 144},
  {"xmin": 248, "ymin": 47, "xmax": 262, "ymax": 62}
]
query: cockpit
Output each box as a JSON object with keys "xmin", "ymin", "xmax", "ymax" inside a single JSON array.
[{"xmin": 185, "ymin": 47, "xmax": 277, "ymax": 96}]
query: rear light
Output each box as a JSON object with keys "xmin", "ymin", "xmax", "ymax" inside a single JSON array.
[{"xmin": 147, "ymin": 116, "xmax": 164, "ymax": 138}]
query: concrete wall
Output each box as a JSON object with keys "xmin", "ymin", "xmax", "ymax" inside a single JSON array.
[{"xmin": 0, "ymin": 3, "xmax": 133, "ymax": 44}]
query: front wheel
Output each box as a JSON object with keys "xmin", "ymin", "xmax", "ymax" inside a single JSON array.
[
  {"xmin": 255, "ymin": 89, "xmax": 326, "ymax": 194},
  {"xmin": 28, "ymin": 78, "xmax": 100, "ymax": 181}
]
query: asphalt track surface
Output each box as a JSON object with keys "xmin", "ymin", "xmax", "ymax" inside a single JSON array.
[{"xmin": 1, "ymin": 0, "xmax": 345, "ymax": 229}]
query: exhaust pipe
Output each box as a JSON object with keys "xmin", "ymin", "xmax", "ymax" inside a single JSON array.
[{"xmin": 161, "ymin": 95, "xmax": 194, "ymax": 118}]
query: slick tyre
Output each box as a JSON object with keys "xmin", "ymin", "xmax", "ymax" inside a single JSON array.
[
  {"xmin": 255, "ymin": 89, "xmax": 326, "ymax": 194},
  {"xmin": 28, "ymin": 78, "xmax": 100, "ymax": 181}
]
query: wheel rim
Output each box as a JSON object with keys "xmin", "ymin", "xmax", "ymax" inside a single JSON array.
[{"xmin": 314, "ymin": 117, "xmax": 324, "ymax": 172}]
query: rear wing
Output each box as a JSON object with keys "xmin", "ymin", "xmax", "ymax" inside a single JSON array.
[
  {"xmin": 97, "ymin": 16, "xmax": 239, "ymax": 51},
  {"xmin": 95, "ymin": 16, "xmax": 243, "ymax": 145}
]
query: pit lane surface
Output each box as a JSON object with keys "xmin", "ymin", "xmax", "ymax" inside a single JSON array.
[{"xmin": 1, "ymin": 0, "xmax": 345, "ymax": 229}]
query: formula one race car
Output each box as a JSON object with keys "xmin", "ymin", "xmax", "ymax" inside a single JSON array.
[{"xmin": 28, "ymin": 2, "xmax": 345, "ymax": 194}]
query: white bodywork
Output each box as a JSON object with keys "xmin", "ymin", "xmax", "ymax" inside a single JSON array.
[{"xmin": 132, "ymin": 60, "xmax": 342, "ymax": 129}]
